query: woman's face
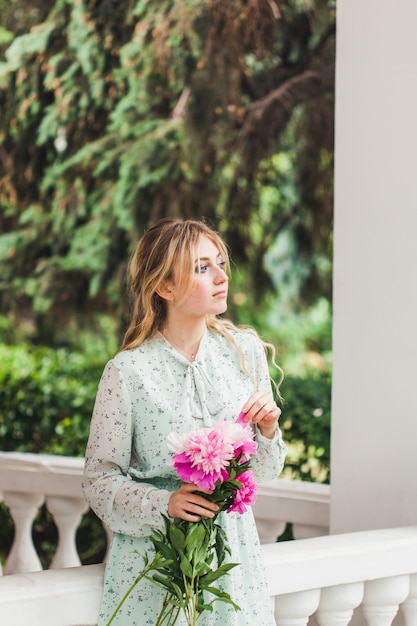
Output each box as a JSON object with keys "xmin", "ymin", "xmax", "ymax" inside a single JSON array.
[{"xmin": 170, "ymin": 236, "xmax": 229, "ymax": 319}]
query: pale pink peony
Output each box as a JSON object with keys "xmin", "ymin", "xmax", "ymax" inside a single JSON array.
[
  {"xmin": 169, "ymin": 427, "xmax": 234, "ymax": 490},
  {"xmin": 214, "ymin": 419, "xmax": 257, "ymax": 461},
  {"xmin": 166, "ymin": 430, "xmax": 188, "ymax": 454},
  {"xmin": 184, "ymin": 429, "xmax": 234, "ymax": 474},
  {"xmin": 227, "ymin": 469, "xmax": 258, "ymax": 514},
  {"xmin": 222, "ymin": 415, "xmax": 258, "ymax": 461},
  {"xmin": 167, "ymin": 416, "xmax": 258, "ymax": 495}
]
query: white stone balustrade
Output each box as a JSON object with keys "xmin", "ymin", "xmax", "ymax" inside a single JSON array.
[
  {"xmin": 0, "ymin": 451, "xmax": 330, "ymax": 575},
  {"xmin": 0, "ymin": 452, "xmax": 87, "ymax": 574},
  {"xmin": 1, "ymin": 526, "xmax": 417, "ymax": 626},
  {"xmin": 253, "ymin": 477, "xmax": 330, "ymax": 542}
]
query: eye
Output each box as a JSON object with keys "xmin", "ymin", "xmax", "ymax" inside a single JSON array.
[
  {"xmin": 217, "ymin": 261, "xmax": 226, "ymax": 270},
  {"xmin": 196, "ymin": 264, "xmax": 208, "ymax": 274}
]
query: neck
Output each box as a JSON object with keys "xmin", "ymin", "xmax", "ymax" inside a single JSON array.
[{"xmin": 162, "ymin": 319, "xmax": 206, "ymax": 362}]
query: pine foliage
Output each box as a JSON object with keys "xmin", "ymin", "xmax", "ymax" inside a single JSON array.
[{"xmin": 0, "ymin": 0, "xmax": 335, "ymax": 339}]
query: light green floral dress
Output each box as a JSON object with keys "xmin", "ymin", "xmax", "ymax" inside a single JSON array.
[{"xmin": 83, "ymin": 328, "xmax": 287, "ymax": 626}]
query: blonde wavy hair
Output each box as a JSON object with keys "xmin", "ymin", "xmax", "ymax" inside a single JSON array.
[{"xmin": 120, "ymin": 218, "xmax": 283, "ymax": 396}]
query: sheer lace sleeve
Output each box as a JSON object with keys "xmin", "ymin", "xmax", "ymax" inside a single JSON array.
[
  {"xmin": 82, "ymin": 360, "xmax": 171, "ymax": 538},
  {"xmin": 249, "ymin": 334, "xmax": 287, "ymax": 483}
]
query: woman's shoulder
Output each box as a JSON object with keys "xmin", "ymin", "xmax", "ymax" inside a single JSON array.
[
  {"xmin": 106, "ymin": 336, "xmax": 162, "ymax": 372},
  {"xmin": 208, "ymin": 324, "xmax": 263, "ymax": 353}
]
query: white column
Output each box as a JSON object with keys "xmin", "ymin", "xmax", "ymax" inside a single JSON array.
[
  {"xmin": 331, "ymin": 0, "xmax": 417, "ymax": 532},
  {"xmin": 47, "ymin": 496, "xmax": 89, "ymax": 569},
  {"xmin": 316, "ymin": 582, "xmax": 364, "ymax": 626},
  {"xmin": 400, "ymin": 573, "xmax": 417, "ymax": 626},
  {"xmin": 3, "ymin": 491, "xmax": 44, "ymax": 574},
  {"xmin": 361, "ymin": 576, "xmax": 409, "ymax": 626},
  {"xmin": 274, "ymin": 589, "xmax": 321, "ymax": 626}
]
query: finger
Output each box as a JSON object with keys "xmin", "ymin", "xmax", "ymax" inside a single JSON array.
[
  {"xmin": 187, "ymin": 491, "xmax": 219, "ymax": 513},
  {"xmin": 185, "ymin": 501, "xmax": 217, "ymax": 518},
  {"xmin": 244, "ymin": 395, "xmax": 275, "ymax": 422},
  {"xmin": 252, "ymin": 403, "xmax": 282, "ymax": 424},
  {"xmin": 240, "ymin": 391, "xmax": 265, "ymax": 416},
  {"xmin": 177, "ymin": 485, "xmax": 219, "ymax": 513},
  {"xmin": 174, "ymin": 498, "xmax": 218, "ymax": 521}
]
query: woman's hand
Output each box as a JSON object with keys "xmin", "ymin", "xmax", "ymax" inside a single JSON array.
[
  {"xmin": 240, "ymin": 391, "xmax": 282, "ymax": 440},
  {"xmin": 168, "ymin": 483, "xmax": 219, "ymax": 522}
]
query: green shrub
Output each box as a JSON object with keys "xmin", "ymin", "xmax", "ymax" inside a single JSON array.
[
  {"xmin": 0, "ymin": 343, "xmax": 104, "ymax": 456},
  {"xmin": 280, "ymin": 370, "xmax": 331, "ymax": 483},
  {"xmin": 0, "ymin": 341, "xmax": 331, "ymax": 566}
]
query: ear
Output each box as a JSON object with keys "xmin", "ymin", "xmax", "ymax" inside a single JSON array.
[{"xmin": 156, "ymin": 281, "xmax": 175, "ymax": 301}]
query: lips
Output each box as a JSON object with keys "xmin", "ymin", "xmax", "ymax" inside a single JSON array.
[{"xmin": 213, "ymin": 290, "xmax": 228, "ymax": 298}]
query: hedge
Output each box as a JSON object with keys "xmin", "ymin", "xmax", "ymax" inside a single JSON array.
[{"xmin": 0, "ymin": 342, "xmax": 331, "ymax": 565}]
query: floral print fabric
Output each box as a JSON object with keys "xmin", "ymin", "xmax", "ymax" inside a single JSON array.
[{"xmin": 83, "ymin": 329, "xmax": 287, "ymax": 625}]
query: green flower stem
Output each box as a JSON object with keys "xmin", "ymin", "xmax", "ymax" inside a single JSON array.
[
  {"xmin": 154, "ymin": 593, "xmax": 181, "ymax": 626},
  {"xmin": 183, "ymin": 566, "xmax": 198, "ymax": 626}
]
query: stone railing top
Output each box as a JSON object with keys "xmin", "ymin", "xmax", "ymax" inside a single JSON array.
[
  {"xmin": 0, "ymin": 451, "xmax": 330, "ymax": 505},
  {"xmin": 0, "ymin": 563, "xmax": 104, "ymax": 626},
  {"xmin": 262, "ymin": 524, "xmax": 417, "ymax": 595},
  {"xmin": 257, "ymin": 477, "xmax": 330, "ymax": 501},
  {"xmin": 0, "ymin": 451, "xmax": 84, "ymax": 471},
  {"xmin": 0, "ymin": 451, "xmax": 84, "ymax": 498},
  {"xmin": 1, "ymin": 527, "xmax": 417, "ymax": 625}
]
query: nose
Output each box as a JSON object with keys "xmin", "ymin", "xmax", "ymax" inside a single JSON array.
[{"xmin": 214, "ymin": 266, "xmax": 228, "ymax": 284}]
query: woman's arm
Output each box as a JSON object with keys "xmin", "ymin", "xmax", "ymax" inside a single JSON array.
[
  {"xmin": 82, "ymin": 360, "xmax": 172, "ymax": 538},
  {"xmin": 240, "ymin": 336, "xmax": 287, "ymax": 483}
]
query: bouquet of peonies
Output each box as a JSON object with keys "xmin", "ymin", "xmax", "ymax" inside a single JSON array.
[{"xmin": 107, "ymin": 413, "xmax": 258, "ymax": 626}]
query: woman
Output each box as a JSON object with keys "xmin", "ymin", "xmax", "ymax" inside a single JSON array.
[{"xmin": 82, "ymin": 218, "xmax": 287, "ymax": 625}]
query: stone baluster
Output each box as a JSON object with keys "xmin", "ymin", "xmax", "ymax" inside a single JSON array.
[
  {"xmin": 274, "ymin": 588, "xmax": 321, "ymax": 626},
  {"xmin": 46, "ymin": 495, "xmax": 89, "ymax": 569},
  {"xmin": 361, "ymin": 575, "xmax": 410, "ymax": 626},
  {"xmin": 256, "ymin": 519, "xmax": 287, "ymax": 544},
  {"xmin": 400, "ymin": 573, "xmax": 417, "ymax": 625},
  {"xmin": 2, "ymin": 491, "xmax": 44, "ymax": 574},
  {"xmin": 315, "ymin": 582, "xmax": 364, "ymax": 626}
]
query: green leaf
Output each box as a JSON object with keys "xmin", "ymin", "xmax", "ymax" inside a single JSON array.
[
  {"xmin": 185, "ymin": 521, "xmax": 207, "ymax": 557},
  {"xmin": 150, "ymin": 573, "xmax": 174, "ymax": 590},
  {"xmin": 168, "ymin": 524, "xmax": 186, "ymax": 554},
  {"xmin": 199, "ymin": 562, "xmax": 239, "ymax": 586},
  {"xmin": 179, "ymin": 554, "xmax": 193, "ymax": 578},
  {"xmin": 204, "ymin": 586, "xmax": 241, "ymax": 611},
  {"xmin": 149, "ymin": 538, "xmax": 175, "ymax": 562},
  {"xmin": 197, "ymin": 602, "xmax": 214, "ymax": 613},
  {"xmin": 195, "ymin": 560, "xmax": 212, "ymax": 577}
]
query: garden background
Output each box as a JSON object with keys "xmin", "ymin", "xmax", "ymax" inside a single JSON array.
[{"xmin": 0, "ymin": 0, "xmax": 335, "ymax": 566}]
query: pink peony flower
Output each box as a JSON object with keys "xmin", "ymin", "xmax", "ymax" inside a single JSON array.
[
  {"xmin": 227, "ymin": 469, "xmax": 258, "ymax": 514},
  {"xmin": 232, "ymin": 435, "xmax": 257, "ymax": 462},
  {"xmin": 214, "ymin": 419, "xmax": 257, "ymax": 462},
  {"xmin": 171, "ymin": 452, "xmax": 230, "ymax": 490},
  {"xmin": 184, "ymin": 429, "xmax": 233, "ymax": 474},
  {"xmin": 236, "ymin": 411, "xmax": 248, "ymax": 426},
  {"xmin": 167, "ymin": 416, "xmax": 258, "ymax": 495},
  {"xmin": 169, "ymin": 427, "xmax": 234, "ymax": 490}
]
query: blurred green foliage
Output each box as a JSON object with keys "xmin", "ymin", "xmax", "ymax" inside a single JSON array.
[
  {"xmin": 0, "ymin": 344, "xmax": 99, "ymax": 455},
  {"xmin": 0, "ymin": 0, "xmax": 335, "ymax": 344},
  {"xmin": 0, "ymin": 0, "xmax": 334, "ymax": 567},
  {"xmin": 280, "ymin": 371, "xmax": 331, "ymax": 484}
]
